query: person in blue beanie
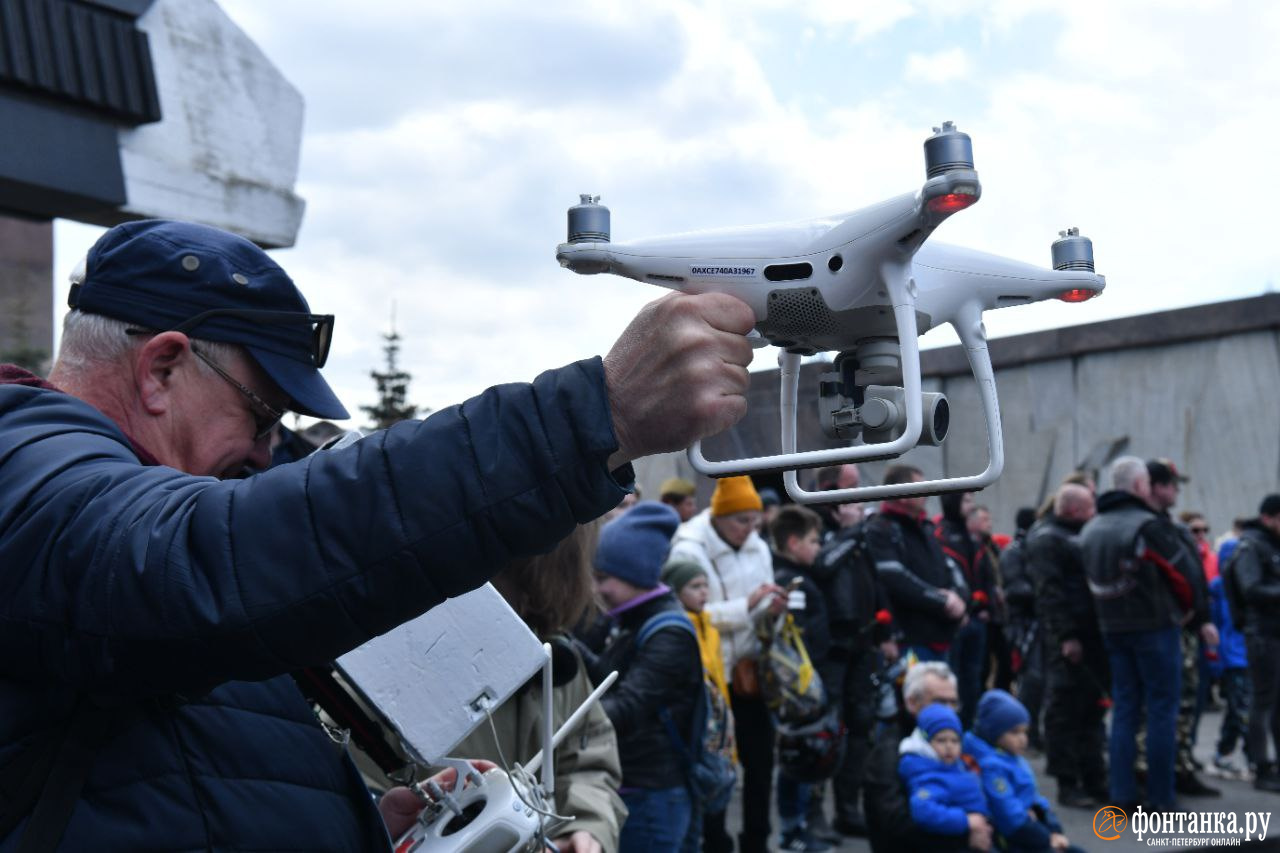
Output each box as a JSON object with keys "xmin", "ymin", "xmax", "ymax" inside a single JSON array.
[
  {"xmin": 583, "ymin": 501, "xmax": 705, "ymax": 853},
  {"xmin": 897, "ymin": 703, "xmax": 993, "ymax": 851},
  {"xmin": 962, "ymin": 690, "xmax": 1085, "ymax": 853}
]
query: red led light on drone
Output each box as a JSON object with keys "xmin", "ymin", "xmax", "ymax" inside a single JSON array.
[
  {"xmin": 1057, "ymin": 288, "xmax": 1095, "ymax": 303},
  {"xmin": 925, "ymin": 191, "xmax": 978, "ymax": 214}
]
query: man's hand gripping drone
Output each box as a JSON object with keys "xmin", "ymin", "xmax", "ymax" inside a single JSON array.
[{"xmin": 556, "ymin": 122, "xmax": 1105, "ymax": 503}]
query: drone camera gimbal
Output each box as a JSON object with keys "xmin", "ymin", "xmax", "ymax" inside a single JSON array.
[{"xmin": 556, "ymin": 122, "xmax": 1105, "ymax": 504}]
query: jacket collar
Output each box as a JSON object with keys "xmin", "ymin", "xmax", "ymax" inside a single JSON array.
[
  {"xmin": 898, "ymin": 726, "xmax": 939, "ymax": 759},
  {"xmin": 0, "ymin": 364, "xmax": 162, "ymax": 466},
  {"xmin": 607, "ymin": 583, "xmax": 672, "ymax": 619},
  {"xmin": 680, "ymin": 509, "xmax": 750, "ymax": 560},
  {"xmin": 1096, "ymin": 489, "xmax": 1156, "ymax": 516},
  {"xmin": 880, "ymin": 502, "xmax": 926, "ymax": 522}
]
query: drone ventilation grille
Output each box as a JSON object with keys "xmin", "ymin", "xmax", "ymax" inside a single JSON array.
[{"xmin": 765, "ymin": 288, "xmax": 840, "ymax": 343}]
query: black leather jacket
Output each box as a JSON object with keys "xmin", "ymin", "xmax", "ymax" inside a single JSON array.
[
  {"xmin": 1027, "ymin": 514, "xmax": 1104, "ymax": 652},
  {"xmin": 1000, "ymin": 532, "xmax": 1035, "ymax": 624},
  {"xmin": 1231, "ymin": 522, "xmax": 1280, "ymax": 637},
  {"xmin": 865, "ymin": 508, "xmax": 961, "ymax": 648},
  {"xmin": 1080, "ymin": 491, "xmax": 1206, "ymax": 634},
  {"xmin": 585, "ymin": 593, "xmax": 702, "ymax": 789},
  {"xmin": 810, "ymin": 524, "xmax": 891, "ymax": 652},
  {"xmin": 935, "ymin": 517, "xmax": 996, "ymax": 606}
]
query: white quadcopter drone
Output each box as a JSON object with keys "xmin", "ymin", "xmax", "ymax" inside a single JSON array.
[{"xmin": 556, "ymin": 121, "xmax": 1105, "ymax": 504}]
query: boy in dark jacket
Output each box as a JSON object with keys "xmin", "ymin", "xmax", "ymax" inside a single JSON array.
[
  {"xmin": 962, "ymin": 691, "xmax": 1084, "ymax": 853},
  {"xmin": 588, "ymin": 501, "xmax": 704, "ymax": 853},
  {"xmin": 897, "ymin": 704, "xmax": 991, "ymax": 851},
  {"xmin": 770, "ymin": 505, "xmax": 833, "ymax": 852}
]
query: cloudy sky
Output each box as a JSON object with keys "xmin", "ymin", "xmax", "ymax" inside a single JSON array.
[{"xmin": 55, "ymin": 0, "xmax": 1280, "ymax": 426}]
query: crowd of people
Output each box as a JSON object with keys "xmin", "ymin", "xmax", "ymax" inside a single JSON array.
[
  {"xmin": 3, "ymin": 218, "xmax": 1279, "ymax": 853},
  {"xmin": 560, "ymin": 458, "xmax": 1280, "ymax": 853}
]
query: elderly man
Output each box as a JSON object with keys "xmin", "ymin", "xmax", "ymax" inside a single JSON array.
[
  {"xmin": 1081, "ymin": 456, "xmax": 1215, "ymax": 812},
  {"xmin": 863, "ymin": 662, "xmax": 991, "ymax": 852},
  {"xmin": 0, "ymin": 220, "xmax": 755, "ymax": 851}
]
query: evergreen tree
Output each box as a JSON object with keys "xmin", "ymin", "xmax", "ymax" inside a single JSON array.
[{"xmin": 361, "ymin": 313, "xmax": 420, "ymax": 430}]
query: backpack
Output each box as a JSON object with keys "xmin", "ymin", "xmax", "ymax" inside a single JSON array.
[
  {"xmin": 635, "ymin": 611, "xmax": 738, "ymax": 813},
  {"xmin": 758, "ymin": 611, "xmax": 827, "ymax": 724}
]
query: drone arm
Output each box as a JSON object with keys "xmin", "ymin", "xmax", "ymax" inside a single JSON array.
[{"xmin": 782, "ymin": 300, "xmax": 1004, "ymax": 504}]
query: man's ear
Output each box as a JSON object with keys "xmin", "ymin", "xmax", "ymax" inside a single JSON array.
[{"xmin": 135, "ymin": 332, "xmax": 193, "ymax": 415}]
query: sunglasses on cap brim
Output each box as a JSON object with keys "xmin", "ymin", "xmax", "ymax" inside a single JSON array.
[{"xmin": 163, "ymin": 308, "xmax": 335, "ymax": 367}]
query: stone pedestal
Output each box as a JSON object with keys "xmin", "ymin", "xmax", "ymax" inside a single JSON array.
[{"xmin": 0, "ymin": 215, "xmax": 53, "ymax": 373}]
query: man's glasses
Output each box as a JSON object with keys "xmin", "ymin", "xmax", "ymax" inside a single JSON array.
[
  {"xmin": 1191, "ymin": 525, "xmax": 1210, "ymax": 536},
  {"xmin": 167, "ymin": 308, "xmax": 335, "ymax": 367},
  {"xmin": 191, "ymin": 346, "xmax": 284, "ymax": 441}
]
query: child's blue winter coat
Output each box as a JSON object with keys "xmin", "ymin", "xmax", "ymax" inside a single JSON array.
[
  {"xmin": 897, "ymin": 728, "xmax": 990, "ymax": 837},
  {"xmin": 962, "ymin": 731, "xmax": 1062, "ymax": 849},
  {"xmin": 1209, "ymin": 576, "xmax": 1248, "ymax": 673}
]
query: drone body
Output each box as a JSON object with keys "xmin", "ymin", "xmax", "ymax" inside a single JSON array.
[{"xmin": 556, "ymin": 123, "xmax": 1106, "ymax": 503}]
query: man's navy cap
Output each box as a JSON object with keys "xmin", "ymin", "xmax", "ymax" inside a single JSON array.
[{"xmin": 69, "ymin": 220, "xmax": 349, "ymax": 420}]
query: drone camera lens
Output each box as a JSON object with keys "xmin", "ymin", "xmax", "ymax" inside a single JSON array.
[
  {"xmin": 932, "ymin": 396, "xmax": 950, "ymax": 443},
  {"xmin": 828, "ymin": 255, "xmax": 843, "ymax": 272}
]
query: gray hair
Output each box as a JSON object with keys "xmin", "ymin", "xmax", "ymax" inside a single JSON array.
[
  {"xmin": 902, "ymin": 661, "xmax": 956, "ymax": 705},
  {"xmin": 1108, "ymin": 455, "xmax": 1149, "ymax": 495},
  {"xmin": 55, "ymin": 310, "xmax": 239, "ymax": 377}
]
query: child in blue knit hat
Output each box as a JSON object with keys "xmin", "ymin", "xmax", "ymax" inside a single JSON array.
[
  {"xmin": 898, "ymin": 703, "xmax": 993, "ymax": 851},
  {"xmin": 962, "ymin": 690, "xmax": 1085, "ymax": 853}
]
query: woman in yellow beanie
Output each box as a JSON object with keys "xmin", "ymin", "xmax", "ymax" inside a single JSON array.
[{"xmin": 669, "ymin": 475, "xmax": 786, "ymax": 853}]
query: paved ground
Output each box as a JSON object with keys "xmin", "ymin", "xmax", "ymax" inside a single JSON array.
[{"xmin": 724, "ymin": 705, "xmax": 1280, "ymax": 851}]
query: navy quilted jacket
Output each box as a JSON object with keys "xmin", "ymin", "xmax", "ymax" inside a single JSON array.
[{"xmin": 0, "ymin": 358, "xmax": 628, "ymax": 851}]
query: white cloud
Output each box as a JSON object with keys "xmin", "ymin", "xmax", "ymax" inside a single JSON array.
[
  {"xmin": 52, "ymin": 0, "xmax": 1280, "ymax": 426},
  {"xmin": 905, "ymin": 48, "xmax": 971, "ymax": 84}
]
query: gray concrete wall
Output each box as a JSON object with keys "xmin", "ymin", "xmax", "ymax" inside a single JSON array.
[
  {"xmin": 934, "ymin": 328, "xmax": 1280, "ymax": 535},
  {"xmin": 0, "ymin": 216, "xmax": 53, "ymax": 373}
]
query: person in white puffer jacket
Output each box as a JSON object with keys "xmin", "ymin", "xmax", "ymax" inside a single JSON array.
[{"xmin": 668, "ymin": 475, "xmax": 787, "ymax": 853}]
